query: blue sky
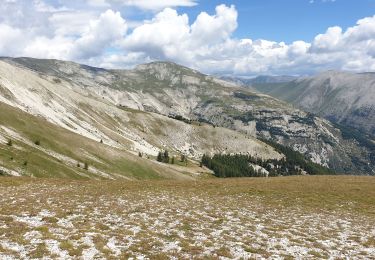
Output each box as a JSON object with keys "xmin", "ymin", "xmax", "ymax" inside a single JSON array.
[
  {"xmin": 86, "ymin": 0, "xmax": 375, "ymax": 43},
  {"xmin": 0, "ymin": 0, "xmax": 375, "ymax": 75},
  {"xmin": 178, "ymin": 0, "xmax": 375, "ymax": 43}
]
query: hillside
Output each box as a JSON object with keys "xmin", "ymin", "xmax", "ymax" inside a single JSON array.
[
  {"xmin": 247, "ymin": 71, "xmax": 375, "ymax": 138},
  {"xmin": 0, "ymin": 101, "xmax": 207, "ymax": 180},
  {"xmin": 0, "ymin": 58, "xmax": 374, "ymax": 175},
  {"xmin": 0, "ymin": 58, "xmax": 283, "ymax": 179}
]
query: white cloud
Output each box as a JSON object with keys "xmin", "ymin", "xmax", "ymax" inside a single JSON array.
[
  {"xmin": 23, "ymin": 36, "xmax": 74, "ymax": 60},
  {"xmin": 122, "ymin": 8, "xmax": 190, "ymax": 60},
  {"xmin": 0, "ymin": 1, "xmax": 374, "ymax": 75},
  {"xmin": 95, "ymin": 6, "xmax": 375, "ymax": 74},
  {"xmin": 344, "ymin": 15, "xmax": 375, "ymax": 43},
  {"xmin": 0, "ymin": 1, "xmax": 127, "ymax": 62},
  {"xmin": 191, "ymin": 4, "xmax": 237, "ymax": 46},
  {"xmin": 33, "ymin": 0, "xmax": 68, "ymax": 13},
  {"xmin": 307, "ymin": 15, "xmax": 375, "ymax": 72},
  {"xmin": 71, "ymin": 9, "xmax": 127, "ymax": 59},
  {"xmin": 0, "ymin": 24, "xmax": 25, "ymax": 56},
  {"xmin": 288, "ymin": 41, "xmax": 311, "ymax": 57},
  {"xmin": 122, "ymin": 4, "xmax": 238, "ymax": 64},
  {"xmin": 86, "ymin": 0, "xmax": 197, "ymax": 10},
  {"xmin": 49, "ymin": 11, "xmax": 97, "ymax": 37},
  {"xmin": 86, "ymin": 0, "xmax": 110, "ymax": 7},
  {"xmin": 121, "ymin": 0, "xmax": 197, "ymax": 10},
  {"xmin": 311, "ymin": 26, "xmax": 343, "ymax": 52}
]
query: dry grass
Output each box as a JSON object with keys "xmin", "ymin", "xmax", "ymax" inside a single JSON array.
[{"xmin": 0, "ymin": 175, "xmax": 374, "ymax": 259}]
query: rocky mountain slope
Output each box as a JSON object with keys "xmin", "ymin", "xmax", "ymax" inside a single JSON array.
[
  {"xmin": 246, "ymin": 71, "xmax": 375, "ymax": 138},
  {"xmin": 0, "ymin": 57, "xmax": 374, "ymax": 175},
  {"xmin": 0, "ymin": 58, "xmax": 283, "ymax": 179},
  {"xmin": 0, "ymin": 101, "xmax": 202, "ymax": 180},
  {"xmin": 220, "ymin": 75, "xmax": 296, "ymax": 86}
]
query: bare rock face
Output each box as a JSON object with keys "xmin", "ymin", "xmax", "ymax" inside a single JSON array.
[
  {"xmin": 288, "ymin": 71, "xmax": 375, "ymax": 137},
  {"xmin": 240, "ymin": 71, "xmax": 375, "ymax": 137},
  {"xmin": 0, "ymin": 57, "xmax": 373, "ymax": 174}
]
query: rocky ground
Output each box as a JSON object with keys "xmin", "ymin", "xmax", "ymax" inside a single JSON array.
[{"xmin": 0, "ymin": 176, "xmax": 374, "ymax": 259}]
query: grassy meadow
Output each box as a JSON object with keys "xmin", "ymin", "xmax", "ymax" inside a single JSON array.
[{"xmin": 0, "ymin": 175, "xmax": 374, "ymax": 259}]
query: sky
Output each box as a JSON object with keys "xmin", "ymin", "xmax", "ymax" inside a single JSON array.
[{"xmin": 0, "ymin": 0, "xmax": 375, "ymax": 76}]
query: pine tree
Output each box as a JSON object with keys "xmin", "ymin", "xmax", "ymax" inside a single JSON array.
[
  {"xmin": 157, "ymin": 152, "xmax": 163, "ymax": 162},
  {"xmin": 163, "ymin": 150, "xmax": 169, "ymax": 163}
]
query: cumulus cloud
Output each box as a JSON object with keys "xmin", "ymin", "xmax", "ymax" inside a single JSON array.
[
  {"xmin": 0, "ymin": 0, "xmax": 374, "ymax": 75},
  {"xmin": 311, "ymin": 26, "xmax": 343, "ymax": 52},
  {"xmin": 49, "ymin": 11, "xmax": 97, "ymax": 37},
  {"xmin": 86, "ymin": 0, "xmax": 197, "ymax": 10},
  {"xmin": 71, "ymin": 9, "xmax": 127, "ymax": 59},
  {"xmin": 191, "ymin": 4, "xmax": 237, "ymax": 46},
  {"xmin": 122, "ymin": 8, "xmax": 190, "ymax": 60},
  {"xmin": 121, "ymin": 4, "xmax": 238, "ymax": 65},
  {"xmin": 120, "ymin": 8, "xmax": 375, "ymax": 75},
  {"xmin": 86, "ymin": 0, "xmax": 111, "ymax": 7},
  {"xmin": 23, "ymin": 36, "xmax": 74, "ymax": 60},
  {"xmin": 307, "ymin": 15, "xmax": 375, "ymax": 72},
  {"xmin": 0, "ymin": 24, "xmax": 25, "ymax": 56},
  {"xmin": 0, "ymin": 1, "xmax": 127, "ymax": 61}
]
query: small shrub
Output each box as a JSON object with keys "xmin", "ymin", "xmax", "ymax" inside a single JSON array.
[
  {"xmin": 34, "ymin": 140, "xmax": 40, "ymax": 146},
  {"xmin": 157, "ymin": 150, "xmax": 171, "ymax": 164},
  {"xmin": 23, "ymin": 160, "xmax": 28, "ymax": 166},
  {"xmin": 7, "ymin": 139, "xmax": 12, "ymax": 146},
  {"xmin": 180, "ymin": 154, "xmax": 187, "ymax": 163},
  {"xmin": 138, "ymin": 152, "xmax": 142, "ymax": 157},
  {"xmin": 77, "ymin": 163, "xmax": 81, "ymax": 168}
]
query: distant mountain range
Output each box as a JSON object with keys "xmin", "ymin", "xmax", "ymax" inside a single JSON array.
[
  {"xmin": 226, "ymin": 71, "xmax": 375, "ymax": 139},
  {"xmin": 220, "ymin": 75, "xmax": 297, "ymax": 86},
  {"xmin": 0, "ymin": 57, "xmax": 374, "ymax": 178}
]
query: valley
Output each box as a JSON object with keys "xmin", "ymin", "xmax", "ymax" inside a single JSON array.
[
  {"xmin": 235, "ymin": 71, "xmax": 375, "ymax": 143},
  {"xmin": 0, "ymin": 58, "xmax": 373, "ymax": 177},
  {"xmin": 0, "ymin": 1, "xmax": 374, "ymax": 259},
  {"xmin": 0, "ymin": 58, "xmax": 374, "ymax": 259}
]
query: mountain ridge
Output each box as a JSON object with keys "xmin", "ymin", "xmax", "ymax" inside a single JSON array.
[
  {"xmin": 0, "ymin": 57, "xmax": 374, "ymax": 176},
  {"xmin": 240, "ymin": 70, "xmax": 375, "ymax": 137}
]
